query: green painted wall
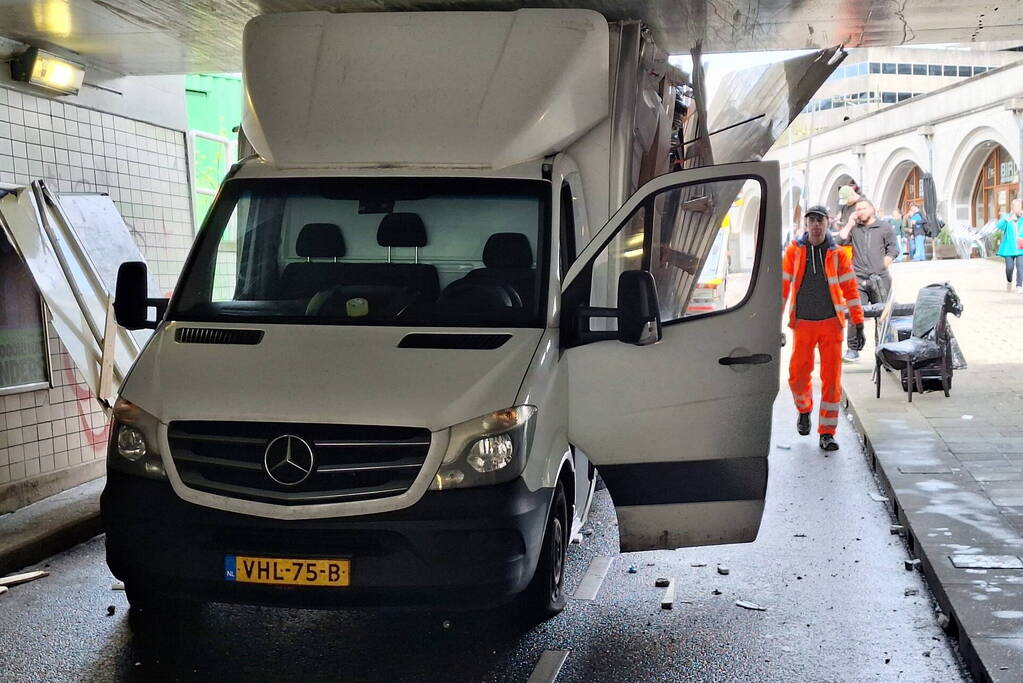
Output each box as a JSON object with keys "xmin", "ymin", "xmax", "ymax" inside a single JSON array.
[{"xmin": 185, "ymin": 74, "xmax": 243, "ymax": 231}]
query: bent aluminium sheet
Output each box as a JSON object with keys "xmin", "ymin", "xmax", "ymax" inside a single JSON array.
[{"xmin": 0, "ymin": 183, "xmax": 150, "ymax": 405}]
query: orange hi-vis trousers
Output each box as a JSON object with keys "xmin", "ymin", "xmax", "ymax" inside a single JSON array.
[{"xmin": 789, "ymin": 317, "xmax": 844, "ymax": 435}]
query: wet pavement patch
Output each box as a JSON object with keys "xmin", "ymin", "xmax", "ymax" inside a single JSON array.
[
  {"xmin": 899, "ymin": 465, "xmax": 955, "ymax": 474},
  {"xmin": 949, "ymin": 555, "xmax": 1023, "ymax": 570}
]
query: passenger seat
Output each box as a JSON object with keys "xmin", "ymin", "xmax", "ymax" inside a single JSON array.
[
  {"xmin": 370, "ymin": 212, "xmax": 440, "ymax": 302},
  {"xmin": 278, "ymin": 222, "xmax": 346, "ymax": 299},
  {"xmin": 457, "ymin": 232, "xmax": 536, "ymax": 307}
]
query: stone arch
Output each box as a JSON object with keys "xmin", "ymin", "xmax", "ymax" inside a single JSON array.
[
  {"xmin": 780, "ymin": 178, "xmax": 804, "ymax": 229},
  {"xmin": 945, "ymin": 126, "xmax": 1016, "ymax": 227},
  {"xmin": 817, "ymin": 164, "xmax": 857, "ymax": 214},
  {"xmin": 874, "ymin": 148, "xmax": 925, "ymax": 217},
  {"xmin": 733, "ymin": 182, "xmax": 762, "ymax": 273}
]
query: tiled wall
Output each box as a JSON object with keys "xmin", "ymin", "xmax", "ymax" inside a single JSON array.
[{"xmin": 0, "ymin": 84, "xmax": 193, "ymax": 503}]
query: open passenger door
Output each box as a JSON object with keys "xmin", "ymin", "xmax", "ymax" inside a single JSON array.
[{"xmin": 563, "ymin": 161, "xmax": 781, "ymax": 552}]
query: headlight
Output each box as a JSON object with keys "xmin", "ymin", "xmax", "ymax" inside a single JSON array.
[
  {"xmin": 467, "ymin": 433, "xmax": 514, "ymax": 473},
  {"xmin": 116, "ymin": 425, "xmax": 147, "ymax": 461},
  {"xmin": 430, "ymin": 405, "xmax": 536, "ymax": 490},
  {"xmin": 108, "ymin": 398, "xmax": 166, "ymax": 479}
]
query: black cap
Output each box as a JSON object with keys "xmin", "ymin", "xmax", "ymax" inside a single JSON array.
[{"xmin": 805, "ymin": 205, "xmax": 829, "ymax": 220}]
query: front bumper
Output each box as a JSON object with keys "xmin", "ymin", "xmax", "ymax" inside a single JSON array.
[{"xmin": 101, "ymin": 470, "xmax": 553, "ymax": 609}]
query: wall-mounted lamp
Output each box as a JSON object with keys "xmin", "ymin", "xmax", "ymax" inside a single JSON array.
[{"xmin": 10, "ymin": 48, "xmax": 85, "ymax": 95}]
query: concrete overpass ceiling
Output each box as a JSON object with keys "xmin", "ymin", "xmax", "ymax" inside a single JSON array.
[{"xmin": 0, "ymin": 0, "xmax": 1020, "ymax": 75}]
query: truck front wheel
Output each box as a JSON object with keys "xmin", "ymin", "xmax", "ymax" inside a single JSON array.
[
  {"xmin": 124, "ymin": 583, "xmax": 201, "ymax": 630},
  {"xmin": 520, "ymin": 482, "xmax": 568, "ymax": 621}
]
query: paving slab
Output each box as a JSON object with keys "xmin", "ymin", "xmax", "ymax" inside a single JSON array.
[
  {"xmin": 970, "ymin": 637, "xmax": 1023, "ymax": 683},
  {"xmin": 842, "ymin": 258, "xmax": 1023, "ymax": 683}
]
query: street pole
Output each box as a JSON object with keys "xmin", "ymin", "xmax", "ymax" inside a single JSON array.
[
  {"xmin": 803, "ymin": 107, "xmax": 816, "ymax": 207},
  {"xmin": 918, "ymin": 127, "xmax": 936, "ymax": 260},
  {"xmin": 853, "ymin": 144, "xmax": 866, "ymax": 196}
]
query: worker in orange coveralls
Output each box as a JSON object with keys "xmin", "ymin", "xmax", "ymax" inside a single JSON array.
[{"xmin": 782, "ymin": 205, "xmax": 866, "ymax": 452}]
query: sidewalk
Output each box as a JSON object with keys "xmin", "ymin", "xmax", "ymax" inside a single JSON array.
[
  {"xmin": 0, "ymin": 476, "xmax": 103, "ymax": 576},
  {"xmin": 843, "ymin": 257, "xmax": 1023, "ymax": 683}
]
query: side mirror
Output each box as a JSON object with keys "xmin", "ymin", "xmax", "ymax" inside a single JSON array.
[
  {"xmin": 617, "ymin": 271, "xmax": 662, "ymax": 345},
  {"xmin": 115, "ymin": 261, "xmax": 165, "ymax": 330}
]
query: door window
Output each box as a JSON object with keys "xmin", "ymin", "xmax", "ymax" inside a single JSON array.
[{"xmin": 578, "ymin": 177, "xmax": 763, "ymax": 332}]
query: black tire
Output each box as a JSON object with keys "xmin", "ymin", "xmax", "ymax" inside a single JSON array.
[
  {"xmin": 520, "ymin": 482, "xmax": 568, "ymax": 622},
  {"xmin": 124, "ymin": 583, "xmax": 202, "ymax": 630}
]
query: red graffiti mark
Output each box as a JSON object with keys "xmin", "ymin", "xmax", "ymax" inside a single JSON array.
[{"xmin": 62, "ymin": 367, "xmax": 110, "ymax": 450}]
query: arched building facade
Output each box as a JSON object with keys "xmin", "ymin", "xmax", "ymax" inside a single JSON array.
[{"xmin": 767, "ymin": 62, "xmax": 1023, "ymax": 231}]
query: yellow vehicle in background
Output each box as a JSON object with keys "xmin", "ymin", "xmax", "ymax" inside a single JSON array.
[{"xmin": 687, "ymin": 221, "xmax": 730, "ymax": 314}]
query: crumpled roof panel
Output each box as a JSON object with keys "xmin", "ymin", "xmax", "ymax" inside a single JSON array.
[{"xmin": 0, "ymin": 0, "xmax": 1017, "ymax": 74}]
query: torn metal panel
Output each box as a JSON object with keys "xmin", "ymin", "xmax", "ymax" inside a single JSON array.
[
  {"xmin": 0, "ymin": 184, "xmax": 152, "ymax": 407},
  {"xmin": 706, "ymin": 47, "xmax": 846, "ymax": 165}
]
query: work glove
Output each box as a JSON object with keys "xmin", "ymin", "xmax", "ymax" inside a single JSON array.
[{"xmin": 850, "ymin": 324, "xmax": 866, "ymax": 351}]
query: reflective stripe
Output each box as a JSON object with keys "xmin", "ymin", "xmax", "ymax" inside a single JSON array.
[
  {"xmin": 835, "ymin": 304, "xmax": 848, "ymax": 312},
  {"xmin": 838, "ymin": 272, "xmax": 856, "ymax": 283},
  {"xmin": 820, "ymin": 401, "xmax": 841, "ymax": 411},
  {"xmin": 819, "ymin": 416, "xmax": 839, "ymax": 426},
  {"xmin": 827, "ymin": 276, "xmax": 840, "ymax": 285},
  {"xmin": 782, "ymin": 272, "xmax": 795, "ymax": 281},
  {"xmin": 846, "ymin": 298, "xmax": 862, "ymax": 307}
]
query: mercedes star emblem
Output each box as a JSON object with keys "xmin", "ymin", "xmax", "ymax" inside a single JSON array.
[{"xmin": 263, "ymin": 434, "xmax": 315, "ymax": 486}]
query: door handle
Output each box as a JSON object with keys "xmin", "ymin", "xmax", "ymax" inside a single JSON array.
[{"xmin": 718, "ymin": 353, "xmax": 773, "ymax": 366}]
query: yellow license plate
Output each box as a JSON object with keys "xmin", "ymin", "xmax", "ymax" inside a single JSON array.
[{"xmin": 225, "ymin": 555, "xmax": 350, "ymax": 587}]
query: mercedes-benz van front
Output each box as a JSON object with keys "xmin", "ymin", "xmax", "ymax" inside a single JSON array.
[{"xmin": 102, "ymin": 168, "xmax": 581, "ymax": 619}]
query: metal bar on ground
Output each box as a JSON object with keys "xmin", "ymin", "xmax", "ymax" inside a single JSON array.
[
  {"xmin": 661, "ymin": 579, "xmax": 676, "ymax": 609},
  {"xmin": 526, "ymin": 649, "xmax": 570, "ymax": 683},
  {"xmin": 572, "ymin": 555, "xmax": 613, "ymax": 601}
]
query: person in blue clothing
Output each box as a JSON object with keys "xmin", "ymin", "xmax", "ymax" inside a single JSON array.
[
  {"xmin": 997, "ymin": 198, "xmax": 1023, "ymax": 293},
  {"xmin": 907, "ymin": 203, "xmax": 926, "ymax": 261}
]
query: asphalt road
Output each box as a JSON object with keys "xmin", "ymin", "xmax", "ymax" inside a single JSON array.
[{"xmin": 0, "ymin": 394, "xmax": 969, "ymax": 683}]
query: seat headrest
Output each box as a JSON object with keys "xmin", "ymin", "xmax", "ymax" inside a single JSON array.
[
  {"xmin": 378, "ymin": 213, "xmax": 427, "ymax": 248},
  {"xmin": 297, "ymin": 223, "xmax": 346, "ymax": 257},
  {"xmin": 483, "ymin": 233, "xmax": 532, "ymax": 269}
]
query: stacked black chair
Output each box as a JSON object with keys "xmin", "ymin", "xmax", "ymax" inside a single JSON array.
[{"xmin": 874, "ymin": 282, "xmax": 963, "ymax": 402}]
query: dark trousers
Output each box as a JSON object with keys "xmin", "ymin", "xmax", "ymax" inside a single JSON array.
[
  {"xmin": 1005, "ymin": 255, "xmax": 1023, "ymax": 287},
  {"xmin": 847, "ymin": 271, "xmax": 891, "ymax": 349}
]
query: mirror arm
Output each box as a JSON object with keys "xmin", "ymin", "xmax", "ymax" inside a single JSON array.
[
  {"xmin": 148, "ymin": 298, "xmax": 169, "ymax": 323},
  {"xmin": 575, "ymin": 306, "xmax": 620, "ymax": 344}
]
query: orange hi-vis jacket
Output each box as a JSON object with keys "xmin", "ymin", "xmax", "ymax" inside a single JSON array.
[{"xmin": 782, "ymin": 233, "xmax": 865, "ymax": 329}]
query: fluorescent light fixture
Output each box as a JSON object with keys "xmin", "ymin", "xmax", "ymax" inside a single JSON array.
[{"xmin": 11, "ymin": 48, "xmax": 85, "ymax": 95}]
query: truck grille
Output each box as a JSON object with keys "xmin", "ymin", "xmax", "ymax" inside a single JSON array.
[{"xmin": 167, "ymin": 421, "xmax": 431, "ymax": 505}]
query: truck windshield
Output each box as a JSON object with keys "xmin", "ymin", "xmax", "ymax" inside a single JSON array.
[{"xmin": 171, "ymin": 177, "xmax": 550, "ymax": 328}]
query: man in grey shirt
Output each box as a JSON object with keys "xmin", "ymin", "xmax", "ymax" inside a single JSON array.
[{"xmin": 834, "ymin": 198, "xmax": 900, "ymax": 361}]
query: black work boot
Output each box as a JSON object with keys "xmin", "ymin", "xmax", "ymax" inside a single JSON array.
[
  {"xmin": 797, "ymin": 412, "xmax": 811, "ymax": 436},
  {"xmin": 819, "ymin": 434, "xmax": 839, "ymax": 452}
]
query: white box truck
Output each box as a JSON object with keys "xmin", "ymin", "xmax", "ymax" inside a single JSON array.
[{"xmin": 102, "ymin": 9, "xmax": 781, "ymax": 621}]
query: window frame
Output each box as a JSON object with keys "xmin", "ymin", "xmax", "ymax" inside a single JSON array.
[
  {"xmin": 563, "ymin": 174, "xmax": 767, "ymax": 338},
  {"xmin": 167, "ymin": 176, "xmax": 554, "ymax": 329},
  {"xmin": 0, "ymin": 267, "xmax": 53, "ymax": 397}
]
